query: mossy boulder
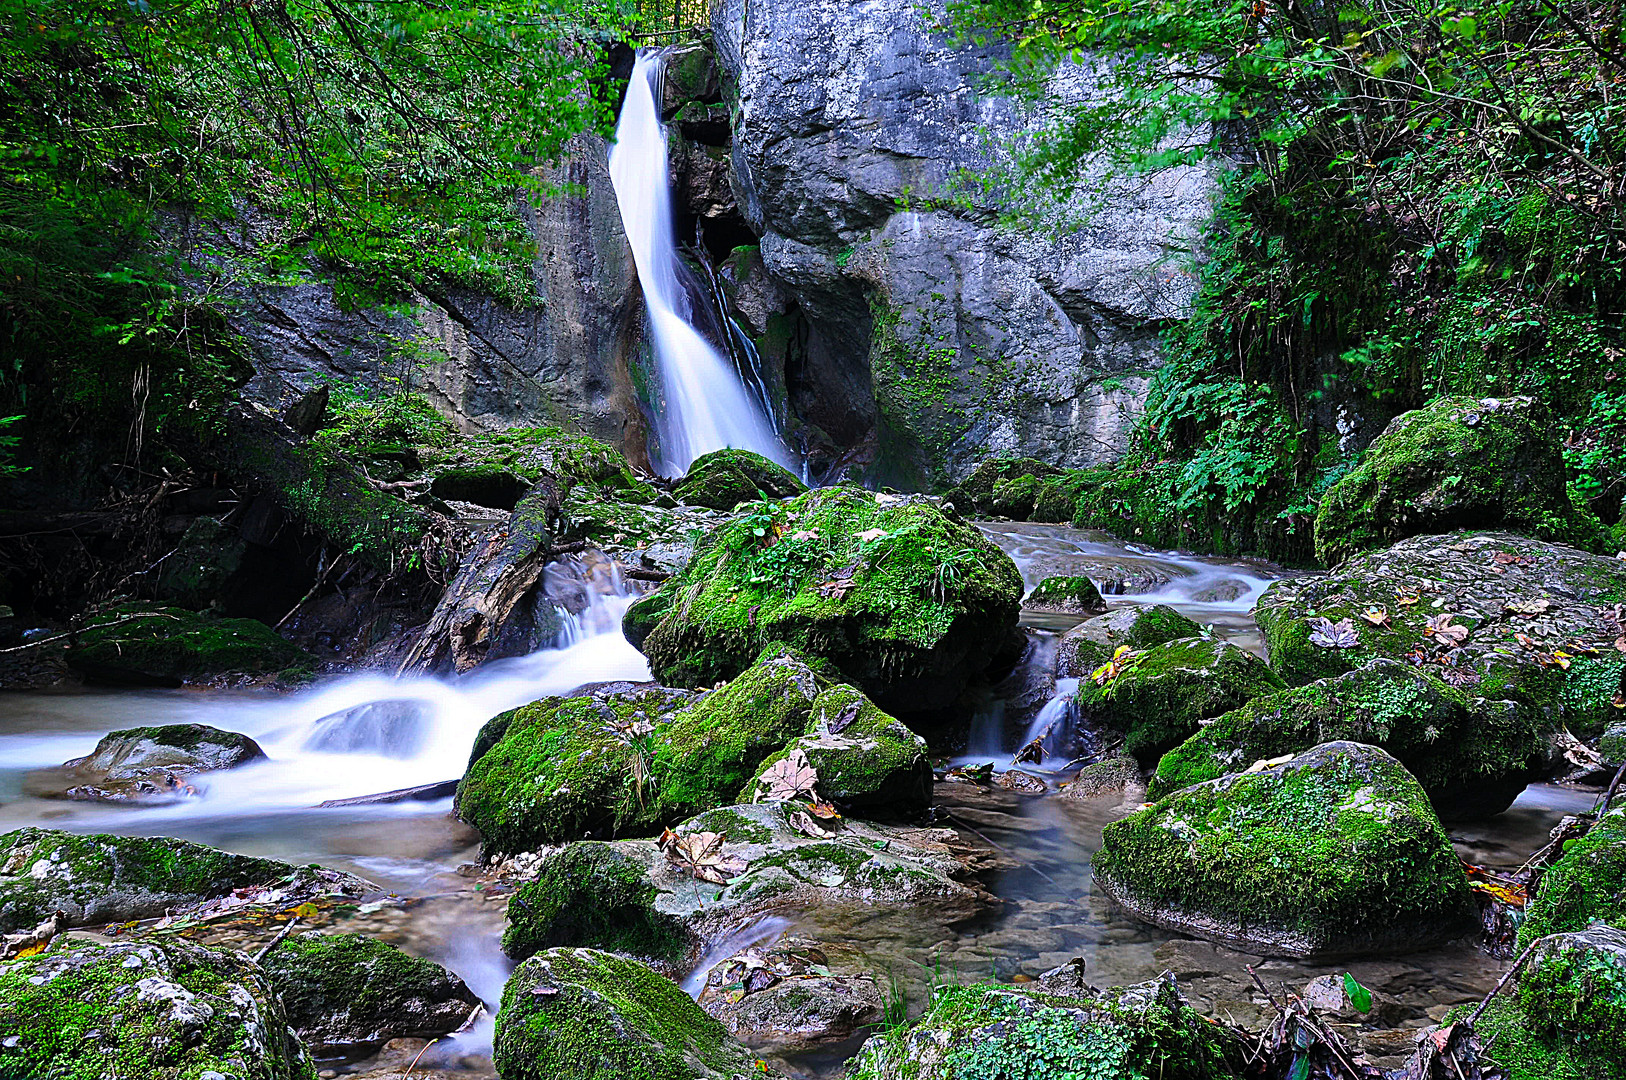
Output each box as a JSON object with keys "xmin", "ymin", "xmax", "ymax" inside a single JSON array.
[
  {"xmin": 0, "ymin": 828, "xmax": 368, "ymax": 934},
  {"xmin": 1075, "ymin": 637, "xmax": 1285, "ymax": 763},
  {"xmin": 1314, "ymin": 396, "xmax": 1597, "ymax": 567},
  {"xmin": 68, "ymin": 607, "xmax": 312, "ymax": 686},
  {"xmin": 493, "ymin": 947, "xmax": 769, "ymax": 1080},
  {"xmin": 1463, "ymin": 926, "xmax": 1626, "ymax": 1080},
  {"xmin": 695, "ymin": 936, "xmax": 885, "ymax": 1053},
  {"xmin": 1517, "ymin": 800, "xmax": 1626, "ymax": 947},
  {"xmin": 1149, "ymin": 660, "xmax": 1551, "ymax": 819},
  {"xmin": 1022, "ymin": 575, "xmax": 1108, "ymax": 617},
  {"xmin": 425, "ymin": 425, "xmax": 656, "ymax": 507},
  {"xmin": 1095, "ymin": 741, "xmax": 1476, "ymax": 960},
  {"xmin": 1055, "ymin": 605, "xmax": 1204, "ymax": 679},
  {"xmin": 845, "ymin": 975, "xmax": 1243, "ymax": 1080},
  {"xmin": 631, "ymin": 488, "xmax": 1023, "ymax": 715},
  {"xmin": 502, "ymin": 842, "xmax": 690, "ymax": 963},
  {"xmin": 942, "ymin": 457, "xmax": 1063, "ymax": 517},
  {"xmin": 1031, "ymin": 472, "xmax": 1097, "ymax": 523},
  {"xmin": 1254, "ymin": 531, "xmax": 1626, "ymax": 735},
  {"xmin": 747, "ymin": 684, "xmax": 931, "ymax": 817},
  {"xmin": 29, "ymin": 722, "xmax": 266, "ymax": 803},
  {"xmin": 258, "ymin": 931, "xmax": 479, "ymax": 1056},
  {"xmin": 455, "ymin": 684, "xmax": 699, "ymax": 854},
  {"xmin": 0, "ymin": 938, "xmax": 315, "ymax": 1080},
  {"xmin": 557, "ymin": 489, "xmax": 721, "ymax": 576},
  {"xmin": 1603, "ymin": 720, "xmax": 1626, "ymax": 765},
  {"xmin": 672, "ymin": 448, "xmax": 806, "ymax": 512}
]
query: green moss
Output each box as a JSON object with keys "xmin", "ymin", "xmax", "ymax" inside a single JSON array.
[
  {"xmin": 1025, "ymin": 575, "xmax": 1108, "ymax": 615},
  {"xmin": 1518, "ymin": 808, "xmax": 1626, "ymax": 947},
  {"xmin": 425, "ymin": 425, "xmax": 653, "ymax": 502},
  {"xmin": 943, "ymin": 457, "xmax": 1062, "ymax": 517},
  {"xmin": 70, "ymin": 605, "xmax": 312, "ymax": 682},
  {"xmin": 1467, "ymin": 994, "xmax": 1625, "ymax": 1080},
  {"xmin": 672, "ymin": 448, "xmax": 805, "ymax": 512},
  {"xmin": 1032, "ymin": 472, "xmax": 1097, "ymax": 523},
  {"xmin": 1058, "ymin": 605, "xmax": 1205, "ymax": 679},
  {"xmin": 501, "ymin": 843, "xmax": 685, "ymax": 964},
  {"xmin": 681, "ymin": 807, "xmax": 773, "ymax": 845},
  {"xmin": 748, "ymin": 684, "xmax": 932, "ymax": 816}
]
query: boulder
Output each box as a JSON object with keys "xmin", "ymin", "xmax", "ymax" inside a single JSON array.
[
  {"xmin": 628, "ymin": 488, "xmax": 1023, "ymax": 715},
  {"xmin": 696, "ymin": 937, "xmax": 885, "ymax": 1052},
  {"xmin": 1095, "ymin": 742, "xmax": 1476, "ymax": 960},
  {"xmin": 1149, "ymin": 660, "xmax": 1550, "ymax": 819},
  {"xmin": 1022, "ymin": 575, "xmax": 1107, "ymax": 617},
  {"xmin": 0, "ymin": 828, "xmax": 370, "ymax": 935},
  {"xmin": 1603, "ymin": 719, "xmax": 1626, "ymax": 765},
  {"xmin": 258, "ymin": 931, "xmax": 479, "ymax": 1056},
  {"xmin": 943, "ymin": 458, "xmax": 1062, "ymax": 518},
  {"xmin": 556, "ymin": 489, "xmax": 720, "ymax": 576},
  {"xmin": 1074, "ymin": 636, "xmax": 1285, "ymax": 763},
  {"xmin": 493, "ymin": 947, "xmax": 771, "ymax": 1080},
  {"xmin": 1314, "ymin": 396, "xmax": 1597, "ymax": 567},
  {"xmin": 673, "ymin": 448, "xmax": 807, "ymax": 512},
  {"xmin": 424, "ymin": 424, "xmax": 656, "ymax": 511},
  {"xmin": 501, "ymin": 841, "xmax": 690, "ymax": 965},
  {"xmin": 0, "ymin": 938, "xmax": 314, "ymax": 1080},
  {"xmin": 845, "ymin": 975, "xmax": 1243, "ymax": 1080},
  {"xmin": 1254, "ymin": 531, "xmax": 1626, "ymax": 735},
  {"xmin": 1058, "ymin": 755, "xmax": 1144, "ymax": 801},
  {"xmin": 28, "ymin": 723, "xmax": 265, "ymax": 803},
  {"xmin": 1055, "ymin": 604, "xmax": 1203, "ymax": 679},
  {"xmin": 1517, "ymin": 800, "xmax": 1626, "ymax": 947},
  {"xmin": 746, "ymin": 683, "xmax": 932, "ymax": 817},
  {"xmin": 67, "ymin": 606, "xmax": 313, "ymax": 686}
]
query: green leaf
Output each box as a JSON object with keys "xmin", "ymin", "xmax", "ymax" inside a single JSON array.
[
  {"xmin": 1288, "ymin": 1056, "xmax": 1311, "ymax": 1080},
  {"xmin": 1342, "ymin": 971, "xmax": 1373, "ymax": 1013}
]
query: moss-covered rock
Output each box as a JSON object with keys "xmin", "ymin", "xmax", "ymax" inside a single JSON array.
[
  {"xmin": 632, "ymin": 488, "xmax": 1023, "ymax": 715},
  {"xmin": 1254, "ymin": 531, "xmax": 1626, "ymax": 735},
  {"xmin": 425, "ymin": 425, "xmax": 655, "ymax": 504},
  {"xmin": 1517, "ymin": 801, "xmax": 1626, "ymax": 947},
  {"xmin": 1074, "ymin": 636, "xmax": 1285, "ymax": 763},
  {"xmin": 31, "ymin": 722, "xmax": 266, "ymax": 803},
  {"xmin": 1463, "ymin": 926, "xmax": 1626, "ymax": 1080},
  {"xmin": 1031, "ymin": 472, "xmax": 1098, "ymax": 524},
  {"xmin": 257, "ymin": 931, "xmax": 479, "ymax": 1055},
  {"xmin": 493, "ymin": 947, "xmax": 769, "ymax": 1080},
  {"xmin": 747, "ymin": 684, "xmax": 931, "ymax": 817},
  {"xmin": 672, "ymin": 448, "xmax": 805, "ymax": 512},
  {"xmin": 455, "ymin": 684, "xmax": 698, "ymax": 854},
  {"xmin": 942, "ymin": 457, "xmax": 1063, "ymax": 518},
  {"xmin": 1314, "ymin": 396, "xmax": 1598, "ymax": 567},
  {"xmin": 1603, "ymin": 720, "xmax": 1626, "ymax": 765},
  {"xmin": 1149, "ymin": 660, "xmax": 1550, "ymax": 819},
  {"xmin": 67, "ymin": 606, "xmax": 313, "ymax": 686},
  {"xmin": 1055, "ymin": 605, "xmax": 1204, "ymax": 679},
  {"xmin": 695, "ymin": 936, "xmax": 885, "ymax": 1053},
  {"xmin": 502, "ymin": 842, "xmax": 690, "ymax": 963},
  {"xmin": 0, "ymin": 938, "xmax": 315, "ymax": 1080},
  {"xmin": 557, "ymin": 489, "xmax": 721, "ymax": 576},
  {"xmin": 1023, "ymin": 575, "xmax": 1108, "ymax": 617},
  {"xmin": 0, "ymin": 828, "xmax": 368, "ymax": 934},
  {"xmin": 1059, "ymin": 754, "xmax": 1144, "ymax": 801},
  {"xmin": 1095, "ymin": 741, "xmax": 1476, "ymax": 960},
  {"xmin": 846, "ymin": 975, "xmax": 1244, "ymax": 1080}
]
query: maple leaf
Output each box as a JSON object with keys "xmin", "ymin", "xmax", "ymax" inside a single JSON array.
[
  {"xmin": 1091, "ymin": 644, "xmax": 1139, "ymax": 685},
  {"xmin": 756, "ymin": 749, "xmax": 819, "ymax": 803},
  {"xmin": 660, "ymin": 830, "xmax": 747, "ymax": 885},
  {"xmin": 1308, "ymin": 617, "xmax": 1360, "ymax": 649},
  {"xmin": 1395, "ymin": 592, "xmax": 1422, "ymax": 606},
  {"xmin": 1360, "ymin": 606, "xmax": 1391, "ymax": 628},
  {"xmin": 1424, "ymin": 614, "xmax": 1469, "ymax": 646}
]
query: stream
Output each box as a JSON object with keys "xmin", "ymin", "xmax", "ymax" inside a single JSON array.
[{"xmin": 0, "ymin": 522, "xmax": 1568, "ymax": 1077}]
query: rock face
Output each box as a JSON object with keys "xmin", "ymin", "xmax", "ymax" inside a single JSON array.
[
  {"xmin": 627, "ymin": 488, "xmax": 1023, "ymax": 715},
  {"xmin": 1149, "ymin": 660, "xmax": 1550, "ymax": 819},
  {"xmin": 1055, "ymin": 604, "xmax": 1203, "ymax": 678},
  {"xmin": 258, "ymin": 932, "xmax": 479, "ymax": 1056},
  {"xmin": 1314, "ymin": 396, "xmax": 1596, "ymax": 566},
  {"xmin": 1095, "ymin": 742, "xmax": 1476, "ymax": 960},
  {"xmin": 0, "ymin": 938, "xmax": 316, "ymax": 1080},
  {"xmin": 30, "ymin": 723, "xmax": 265, "ymax": 802},
  {"xmin": 0, "ymin": 828, "xmax": 368, "ymax": 935},
  {"xmin": 845, "ymin": 975, "xmax": 1243, "ymax": 1080},
  {"xmin": 712, "ymin": 0, "xmax": 1214, "ymax": 484},
  {"xmin": 1467, "ymin": 926, "xmax": 1626, "ymax": 1079},
  {"xmin": 1517, "ymin": 799, "xmax": 1626, "ymax": 947},
  {"xmin": 494, "ymin": 947, "xmax": 771, "ymax": 1080},
  {"xmin": 696, "ymin": 937, "xmax": 885, "ymax": 1052},
  {"xmin": 1254, "ymin": 531, "xmax": 1626, "ymax": 735},
  {"xmin": 674, "ymin": 447, "xmax": 807, "ymax": 511}
]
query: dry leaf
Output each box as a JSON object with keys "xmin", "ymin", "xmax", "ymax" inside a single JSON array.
[
  {"xmin": 789, "ymin": 529, "xmax": 819, "ymax": 542},
  {"xmin": 1613, "ymin": 693, "xmax": 1625, "ymax": 710},
  {"xmin": 1492, "ymin": 551, "xmax": 1533, "ymax": 567},
  {"xmin": 1514, "ymin": 632, "xmax": 1538, "ymax": 650},
  {"xmin": 661, "ymin": 830, "xmax": 747, "ymax": 885},
  {"xmin": 1424, "ymin": 613, "xmax": 1469, "ymax": 646},
  {"xmin": 1439, "ymin": 664, "xmax": 1481, "ymax": 688},
  {"xmin": 1396, "ymin": 592, "xmax": 1422, "ymax": 606},
  {"xmin": 808, "ymin": 800, "xmax": 842, "ymax": 820},
  {"xmin": 1091, "ymin": 644, "xmax": 1139, "ymax": 684},
  {"xmin": 756, "ymin": 749, "xmax": 819, "ymax": 803},
  {"xmin": 1614, "ymin": 634, "xmax": 1626, "ymax": 653},
  {"xmin": 855, "ymin": 528, "xmax": 888, "ymax": 542},
  {"xmin": 816, "ymin": 577, "xmax": 857, "ymax": 599},
  {"xmin": 1308, "ymin": 617, "xmax": 1360, "ymax": 649},
  {"xmin": 1504, "ymin": 599, "xmax": 1551, "ymax": 616},
  {"xmin": 787, "ymin": 810, "xmax": 838, "ymax": 838},
  {"xmin": 1360, "ymin": 606, "xmax": 1391, "ymax": 628},
  {"xmin": 826, "ymin": 700, "xmax": 862, "ymax": 735}
]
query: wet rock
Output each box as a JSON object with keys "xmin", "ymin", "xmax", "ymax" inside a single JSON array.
[
  {"xmin": 1301, "ymin": 973, "xmax": 1406, "ymax": 1026},
  {"xmin": 994, "ymin": 769, "xmax": 1048, "ymax": 794},
  {"xmin": 1254, "ymin": 531, "xmax": 1626, "ymax": 735},
  {"xmin": 696, "ymin": 937, "xmax": 884, "ymax": 1052},
  {"xmin": 1022, "ymin": 576, "xmax": 1107, "ymax": 617},
  {"xmin": 1054, "ymin": 604, "xmax": 1203, "ymax": 679},
  {"xmin": 494, "ymin": 947, "xmax": 773, "ymax": 1080},
  {"xmin": 67, "ymin": 606, "xmax": 313, "ymax": 687},
  {"xmin": 558, "ymin": 490, "xmax": 720, "ymax": 577},
  {"xmin": 1069, "ymin": 559, "xmax": 1175, "ymax": 596},
  {"xmin": 501, "ymin": 802, "xmax": 991, "ymax": 966},
  {"xmin": 844, "ymin": 974, "xmax": 1243, "ymax": 1079},
  {"xmin": 1058, "ymin": 755, "xmax": 1143, "ymax": 801},
  {"xmin": 1517, "ymin": 798, "xmax": 1626, "ymax": 946},
  {"xmin": 629, "ymin": 488, "xmax": 1023, "ymax": 716},
  {"xmin": 673, "ymin": 448, "xmax": 806, "ymax": 512},
  {"xmin": 1096, "ymin": 742, "xmax": 1476, "ymax": 960},
  {"xmin": 1314, "ymin": 396, "xmax": 1599, "ymax": 566},
  {"xmin": 259, "ymin": 931, "xmax": 479, "ymax": 1057},
  {"xmin": 1149, "ymin": 659, "xmax": 1551, "ymax": 819},
  {"xmin": 1074, "ymin": 636, "xmax": 1285, "ymax": 763},
  {"xmin": 0, "ymin": 828, "xmax": 370, "ymax": 934},
  {"xmin": 943, "ymin": 458, "xmax": 1063, "ymax": 518},
  {"xmin": 304, "ymin": 701, "xmax": 430, "ymax": 758},
  {"xmin": 28, "ymin": 722, "xmax": 266, "ymax": 803},
  {"xmin": 0, "ymin": 937, "xmax": 314, "ymax": 1080}
]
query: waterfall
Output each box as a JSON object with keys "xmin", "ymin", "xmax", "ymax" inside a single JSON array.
[{"xmin": 608, "ymin": 48, "xmax": 792, "ymax": 477}]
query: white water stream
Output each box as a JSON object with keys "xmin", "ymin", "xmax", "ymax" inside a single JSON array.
[{"xmin": 608, "ymin": 49, "xmax": 791, "ymax": 476}]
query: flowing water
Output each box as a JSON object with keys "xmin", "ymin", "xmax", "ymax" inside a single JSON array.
[
  {"xmin": 0, "ymin": 523, "xmax": 1568, "ymax": 1077},
  {"xmin": 608, "ymin": 49, "xmax": 792, "ymax": 476}
]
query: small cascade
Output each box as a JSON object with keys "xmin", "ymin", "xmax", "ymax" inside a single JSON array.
[
  {"xmin": 609, "ymin": 49, "xmax": 792, "ymax": 476},
  {"xmin": 1018, "ymin": 677, "xmax": 1080, "ymax": 765}
]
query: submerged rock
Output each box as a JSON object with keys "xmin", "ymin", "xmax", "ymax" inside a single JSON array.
[
  {"xmin": 0, "ymin": 937, "xmax": 314, "ymax": 1080},
  {"xmin": 696, "ymin": 936, "xmax": 885, "ymax": 1053},
  {"xmin": 1254, "ymin": 531, "xmax": 1626, "ymax": 735},
  {"xmin": 673, "ymin": 447, "xmax": 807, "ymax": 511},
  {"xmin": 844, "ymin": 974, "xmax": 1243, "ymax": 1080},
  {"xmin": 494, "ymin": 947, "xmax": 773, "ymax": 1080},
  {"xmin": 1054, "ymin": 604, "xmax": 1204, "ymax": 679},
  {"xmin": 1314, "ymin": 396, "xmax": 1598, "ymax": 566},
  {"xmin": 1022, "ymin": 575, "xmax": 1107, "ymax": 617},
  {"xmin": 1517, "ymin": 799, "xmax": 1626, "ymax": 947},
  {"xmin": 258, "ymin": 931, "xmax": 479, "ymax": 1057},
  {"xmin": 66, "ymin": 606, "xmax": 312, "ymax": 686},
  {"xmin": 1149, "ymin": 660, "xmax": 1550, "ymax": 819},
  {"xmin": 29, "ymin": 722, "xmax": 265, "ymax": 803},
  {"xmin": 1095, "ymin": 742, "xmax": 1475, "ymax": 960},
  {"xmin": 627, "ymin": 488, "xmax": 1023, "ymax": 715}
]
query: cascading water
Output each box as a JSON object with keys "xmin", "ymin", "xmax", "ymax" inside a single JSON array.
[{"xmin": 609, "ymin": 49, "xmax": 792, "ymax": 476}]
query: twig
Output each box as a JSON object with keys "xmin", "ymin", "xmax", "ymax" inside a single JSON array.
[
  {"xmin": 252, "ymin": 916, "xmax": 301, "ymax": 963},
  {"xmin": 402, "ymin": 1037, "xmax": 440, "ymax": 1079},
  {"xmin": 1465, "ymin": 934, "xmax": 1545, "ymax": 1028},
  {"xmin": 1597, "ymin": 761, "xmax": 1626, "ymax": 817},
  {"xmin": 0, "ymin": 612, "xmax": 181, "ymax": 654},
  {"xmin": 275, "ymin": 549, "xmax": 341, "ymax": 630},
  {"xmin": 1246, "ymin": 965, "xmax": 1285, "ymax": 1011}
]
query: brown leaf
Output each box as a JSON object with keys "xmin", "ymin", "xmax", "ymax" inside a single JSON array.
[
  {"xmin": 1309, "ymin": 616, "xmax": 1360, "ymax": 649},
  {"xmin": 1395, "ymin": 592, "xmax": 1422, "ymax": 606},
  {"xmin": 1492, "ymin": 551, "xmax": 1533, "ymax": 567},
  {"xmin": 1360, "ymin": 606, "xmax": 1391, "ymax": 628},
  {"xmin": 787, "ymin": 810, "xmax": 838, "ymax": 838},
  {"xmin": 1424, "ymin": 613, "xmax": 1469, "ymax": 646},
  {"xmin": 1612, "ymin": 693, "xmax": 1625, "ymax": 710},
  {"xmin": 807, "ymin": 800, "xmax": 842, "ymax": 820},
  {"xmin": 1615, "ymin": 634, "xmax": 1626, "ymax": 654},
  {"xmin": 662, "ymin": 830, "xmax": 747, "ymax": 885},
  {"xmin": 826, "ymin": 700, "xmax": 863, "ymax": 735},
  {"xmin": 756, "ymin": 749, "xmax": 819, "ymax": 803}
]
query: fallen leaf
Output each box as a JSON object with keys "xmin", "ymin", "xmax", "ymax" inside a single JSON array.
[
  {"xmin": 1505, "ymin": 599, "xmax": 1551, "ymax": 616},
  {"xmin": 1537, "ymin": 651, "xmax": 1572, "ymax": 670},
  {"xmin": 1091, "ymin": 644, "xmax": 1140, "ymax": 684},
  {"xmin": 1492, "ymin": 551, "xmax": 1533, "ymax": 567},
  {"xmin": 1395, "ymin": 592, "xmax": 1422, "ymax": 606},
  {"xmin": 944, "ymin": 762, "xmax": 993, "ymax": 785},
  {"xmin": 1360, "ymin": 606, "xmax": 1392, "ymax": 628},
  {"xmin": 826, "ymin": 700, "xmax": 862, "ymax": 735},
  {"xmin": 1424, "ymin": 613, "xmax": 1469, "ymax": 646},
  {"xmin": 1514, "ymin": 632, "xmax": 1538, "ymax": 649},
  {"xmin": 1612, "ymin": 693, "xmax": 1625, "ymax": 710},
  {"xmin": 1308, "ymin": 617, "xmax": 1360, "ymax": 649},
  {"xmin": 787, "ymin": 810, "xmax": 838, "ymax": 838},
  {"xmin": 756, "ymin": 749, "xmax": 819, "ymax": 803},
  {"xmin": 788, "ymin": 529, "xmax": 819, "ymax": 542},
  {"xmin": 1244, "ymin": 753, "xmax": 1295, "ymax": 773},
  {"xmin": 808, "ymin": 800, "xmax": 842, "ymax": 820},
  {"xmin": 1468, "ymin": 880, "xmax": 1528, "ymax": 906},
  {"xmin": 1342, "ymin": 972, "xmax": 1373, "ymax": 1014},
  {"xmin": 1615, "ymin": 634, "xmax": 1626, "ymax": 653},
  {"xmin": 661, "ymin": 830, "xmax": 747, "ymax": 885},
  {"xmin": 816, "ymin": 577, "xmax": 857, "ymax": 599},
  {"xmin": 855, "ymin": 528, "xmax": 887, "ymax": 542}
]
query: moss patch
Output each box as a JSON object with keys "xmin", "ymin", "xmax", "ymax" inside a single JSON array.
[
  {"xmin": 1056, "ymin": 605, "xmax": 1203, "ymax": 679},
  {"xmin": 1518, "ymin": 806, "xmax": 1626, "ymax": 947},
  {"xmin": 68, "ymin": 606, "xmax": 313, "ymax": 684},
  {"xmin": 672, "ymin": 448, "xmax": 805, "ymax": 512},
  {"xmin": 502, "ymin": 843, "xmax": 687, "ymax": 964}
]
